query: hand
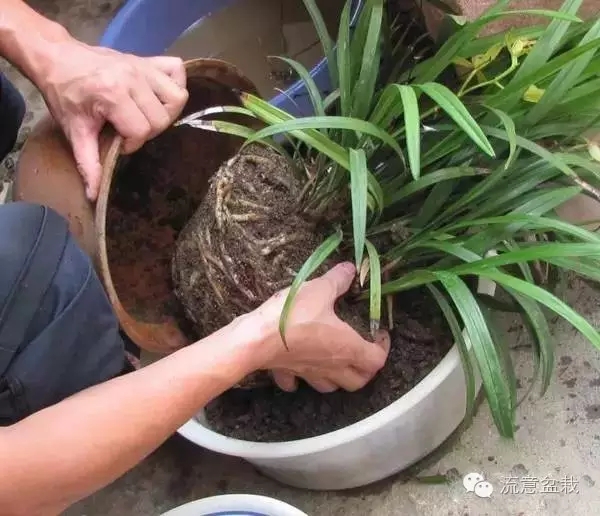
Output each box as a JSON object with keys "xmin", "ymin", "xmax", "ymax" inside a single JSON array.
[
  {"xmin": 40, "ymin": 40, "xmax": 189, "ymax": 201},
  {"xmin": 252, "ymin": 262, "xmax": 390, "ymax": 393}
]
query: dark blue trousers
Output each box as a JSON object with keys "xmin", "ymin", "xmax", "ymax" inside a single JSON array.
[{"xmin": 0, "ymin": 74, "xmax": 126, "ymax": 425}]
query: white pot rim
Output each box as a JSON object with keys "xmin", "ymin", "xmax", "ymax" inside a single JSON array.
[
  {"xmin": 178, "ymin": 278, "xmax": 495, "ymax": 459},
  {"xmin": 161, "ymin": 494, "xmax": 307, "ymax": 516}
]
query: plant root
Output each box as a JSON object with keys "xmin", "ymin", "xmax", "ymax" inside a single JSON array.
[{"xmin": 172, "ymin": 143, "xmax": 324, "ymax": 346}]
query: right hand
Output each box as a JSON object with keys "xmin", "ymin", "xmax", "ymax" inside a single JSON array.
[{"xmin": 252, "ymin": 262, "xmax": 390, "ymax": 393}]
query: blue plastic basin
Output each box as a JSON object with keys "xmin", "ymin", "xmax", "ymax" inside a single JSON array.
[{"xmin": 100, "ymin": 0, "xmax": 360, "ymax": 117}]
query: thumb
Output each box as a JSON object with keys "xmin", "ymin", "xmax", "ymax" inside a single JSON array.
[
  {"xmin": 373, "ymin": 329, "xmax": 391, "ymax": 354},
  {"xmin": 321, "ymin": 262, "xmax": 357, "ymax": 299},
  {"xmin": 68, "ymin": 120, "xmax": 103, "ymax": 202}
]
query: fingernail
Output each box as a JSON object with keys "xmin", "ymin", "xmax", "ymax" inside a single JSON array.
[
  {"xmin": 375, "ymin": 329, "xmax": 390, "ymax": 342},
  {"xmin": 338, "ymin": 262, "xmax": 356, "ymax": 274}
]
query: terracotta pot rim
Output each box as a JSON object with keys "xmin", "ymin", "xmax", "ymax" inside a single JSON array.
[{"xmin": 94, "ymin": 57, "xmax": 257, "ymax": 353}]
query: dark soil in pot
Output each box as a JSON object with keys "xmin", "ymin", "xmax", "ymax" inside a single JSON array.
[
  {"xmin": 203, "ymin": 288, "xmax": 454, "ymax": 442},
  {"xmin": 105, "ymin": 76, "xmax": 249, "ymax": 332}
]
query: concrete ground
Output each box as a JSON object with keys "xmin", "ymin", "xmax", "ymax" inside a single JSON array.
[{"xmin": 1, "ymin": 1, "xmax": 599, "ymax": 515}]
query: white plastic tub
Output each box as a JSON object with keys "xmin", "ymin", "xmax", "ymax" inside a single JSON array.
[
  {"xmin": 178, "ymin": 278, "xmax": 494, "ymax": 490},
  {"xmin": 161, "ymin": 494, "xmax": 307, "ymax": 516}
]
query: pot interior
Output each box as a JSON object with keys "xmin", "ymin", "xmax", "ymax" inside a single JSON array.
[{"xmin": 105, "ymin": 71, "xmax": 250, "ymax": 342}]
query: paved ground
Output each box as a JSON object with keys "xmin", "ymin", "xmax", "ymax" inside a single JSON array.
[{"xmin": 2, "ymin": 1, "xmax": 600, "ymax": 515}]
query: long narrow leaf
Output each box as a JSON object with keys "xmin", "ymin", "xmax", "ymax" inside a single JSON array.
[
  {"xmin": 491, "ymin": 37, "xmax": 600, "ymax": 108},
  {"xmin": 245, "ymin": 116, "xmax": 405, "ymax": 162},
  {"xmin": 476, "ymin": 269, "xmax": 600, "ymax": 351},
  {"xmin": 409, "ymin": 0, "xmax": 510, "ymax": 83},
  {"xmin": 487, "ymin": 107, "xmax": 517, "ymax": 169},
  {"xmin": 270, "ymin": 56, "xmax": 325, "ymax": 117},
  {"xmin": 365, "ymin": 239, "xmax": 382, "ymax": 334},
  {"xmin": 427, "ymin": 284, "xmax": 476, "ymax": 425},
  {"xmin": 302, "ymin": 0, "xmax": 338, "ymax": 89},
  {"xmin": 526, "ymin": 18, "xmax": 600, "ymax": 125},
  {"xmin": 337, "ymin": 0, "xmax": 353, "ymax": 118},
  {"xmin": 350, "ymin": 149, "xmax": 368, "ymax": 268},
  {"xmin": 435, "ymin": 272, "xmax": 515, "ymax": 437},
  {"xmin": 387, "ymin": 167, "xmax": 483, "ymax": 205},
  {"xmin": 441, "ymin": 214, "xmax": 600, "ymax": 243},
  {"xmin": 418, "ymin": 83, "xmax": 495, "ymax": 157},
  {"xmin": 399, "ymin": 85, "xmax": 421, "ymax": 180},
  {"xmin": 353, "ymin": 0, "xmax": 384, "ymax": 119},
  {"xmin": 240, "ymin": 93, "xmax": 385, "ymax": 212},
  {"xmin": 507, "ymin": 0, "xmax": 584, "ymax": 87},
  {"xmin": 507, "ymin": 288, "xmax": 555, "ymax": 395}
]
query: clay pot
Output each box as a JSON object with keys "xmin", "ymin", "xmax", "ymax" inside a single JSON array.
[{"xmin": 15, "ymin": 58, "xmax": 259, "ymax": 354}]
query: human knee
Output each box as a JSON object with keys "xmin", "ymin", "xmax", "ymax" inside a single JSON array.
[
  {"xmin": 0, "ymin": 203, "xmax": 124, "ymax": 423},
  {"xmin": 0, "ymin": 74, "xmax": 26, "ymax": 160}
]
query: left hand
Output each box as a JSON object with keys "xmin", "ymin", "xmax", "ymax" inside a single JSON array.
[{"xmin": 39, "ymin": 40, "xmax": 189, "ymax": 201}]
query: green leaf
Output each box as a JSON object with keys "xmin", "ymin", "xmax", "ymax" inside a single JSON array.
[
  {"xmin": 487, "ymin": 107, "xmax": 517, "ymax": 169},
  {"xmin": 245, "ymin": 115, "xmax": 405, "ymax": 162},
  {"xmin": 387, "ymin": 167, "xmax": 483, "ymax": 206},
  {"xmin": 417, "ymin": 83, "xmax": 495, "ymax": 157},
  {"xmin": 550, "ymin": 256, "xmax": 600, "ymax": 283},
  {"xmin": 408, "ymin": 0, "xmax": 511, "ymax": 83},
  {"xmin": 498, "ymin": 9, "xmax": 581, "ymax": 22},
  {"xmin": 507, "ymin": 289, "xmax": 555, "ymax": 395},
  {"xmin": 476, "ymin": 269, "xmax": 600, "ymax": 351},
  {"xmin": 240, "ymin": 93, "xmax": 385, "ymax": 213},
  {"xmin": 492, "ymin": 37, "xmax": 600, "ymax": 109},
  {"xmin": 427, "ymin": 284, "xmax": 476, "ymax": 426},
  {"xmin": 181, "ymin": 119, "xmax": 293, "ymax": 164},
  {"xmin": 176, "ymin": 105, "xmax": 257, "ymax": 126},
  {"xmin": 350, "ymin": 0, "xmax": 372, "ymax": 80},
  {"xmin": 449, "ymin": 243, "xmax": 600, "ymax": 276},
  {"xmin": 414, "ymin": 180, "xmax": 456, "ymax": 228},
  {"xmin": 441, "ymin": 214, "xmax": 600, "ymax": 244},
  {"xmin": 481, "ymin": 125, "xmax": 577, "ymax": 180},
  {"xmin": 337, "ymin": 0, "xmax": 353, "ymax": 118},
  {"xmin": 302, "ymin": 0, "xmax": 338, "ymax": 89},
  {"xmin": 279, "ymin": 230, "xmax": 343, "ymax": 343},
  {"xmin": 353, "ymin": 0, "xmax": 384, "ymax": 120},
  {"xmin": 508, "ymin": 0, "xmax": 584, "ymax": 87},
  {"xmin": 270, "ymin": 56, "xmax": 325, "ymax": 117},
  {"xmin": 365, "ymin": 239, "xmax": 382, "ymax": 335},
  {"xmin": 350, "ymin": 149, "xmax": 368, "ymax": 268},
  {"xmin": 434, "ymin": 272, "xmax": 515, "ymax": 437},
  {"xmin": 526, "ymin": 18, "xmax": 600, "ymax": 125},
  {"xmin": 398, "ymin": 85, "xmax": 421, "ymax": 180}
]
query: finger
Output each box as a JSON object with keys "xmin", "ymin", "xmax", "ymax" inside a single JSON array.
[
  {"xmin": 144, "ymin": 68, "xmax": 189, "ymax": 120},
  {"xmin": 302, "ymin": 375, "xmax": 338, "ymax": 393},
  {"xmin": 328, "ymin": 367, "xmax": 371, "ymax": 392},
  {"xmin": 67, "ymin": 118, "xmax": 103, "ymax": 202},
  {"xmin": 271, "ymin": 370, "xmax": 298, "ymax": 392},
  {"xmin": 130, "ymin": 81, "xmax": 172, "ymax": 139},
  {"xmin": 320, "ymin": 262, "xmax": 357, "ymax": 299},
  {"xmin": 145, "ymin": 56, "xmax": 187, "ymax": 89},
  {"xmin": 106, "ymin": 97, "xmax": 152, "ymax": 154},
  {"xmin": 353, "ymin": 329, "xmax": 391, "ymax": 376}
]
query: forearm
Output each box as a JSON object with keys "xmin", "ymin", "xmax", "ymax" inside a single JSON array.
[
  {"xmin": 0, "ymin": 1, "xmax": 72, "ymax": 89},
  {"xmin": 0, "ymin": 314, "xmax": 274, "ymax": 516}
]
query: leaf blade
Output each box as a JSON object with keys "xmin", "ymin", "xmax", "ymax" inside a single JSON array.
[
  {"xmin": 350, "ymin": 148, "xmax": 368, "ymax": 268},
  {"xmin": 418, "ymin": 83, "xmax": 495, "ymax": 157}
]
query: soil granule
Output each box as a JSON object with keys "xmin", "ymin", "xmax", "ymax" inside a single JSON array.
[{"xmin": 204, "ymin": 291, "xmax": 454, "ymax": 442}]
